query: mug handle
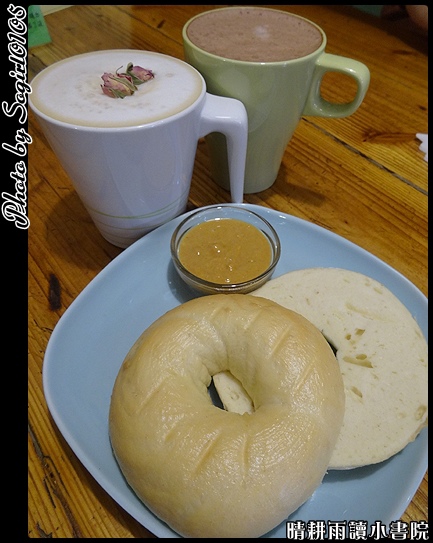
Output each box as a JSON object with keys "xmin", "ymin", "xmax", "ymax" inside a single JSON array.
[
  {"xmin": 303, "ymin": 53, "xmax": 370, "ymax": 118},
  {"xmin": 199, "ymin": 93, "xmax": 248, "ymax": 203}
]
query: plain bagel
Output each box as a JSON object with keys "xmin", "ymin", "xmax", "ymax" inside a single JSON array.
[
  {"xmin": 251, "ymin": 268, "xmax": 428, "ymax": 469},
  {"xmin": 109, "ymin": 294, "xmax": 345, "ymax": 538}
]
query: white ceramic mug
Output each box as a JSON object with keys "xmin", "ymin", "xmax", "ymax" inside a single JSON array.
[{"xmin": 29, "ymin": 50, "xmax": 248, "ymax": 248}]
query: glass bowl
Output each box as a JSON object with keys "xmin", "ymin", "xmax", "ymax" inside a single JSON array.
[{"xmin": 170, "ymin": 205, "xmax": 281, "ymax": 295}]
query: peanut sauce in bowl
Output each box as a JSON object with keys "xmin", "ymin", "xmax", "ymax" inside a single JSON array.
[{"xmin": 171, "ymin": 205, "xmax": 280, "ymax": 294}]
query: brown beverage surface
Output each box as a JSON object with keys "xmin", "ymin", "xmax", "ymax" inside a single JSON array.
[{"xmin": 186, "ymin": 7, "xmax": 323, "ymax": 62}]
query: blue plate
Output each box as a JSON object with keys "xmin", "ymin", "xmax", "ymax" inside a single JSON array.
[{"xmin": 43, "ymin": 203, "xmax": 428, "ymax": 538}]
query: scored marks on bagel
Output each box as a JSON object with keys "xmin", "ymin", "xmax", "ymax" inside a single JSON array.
[{"xmin": 109, "ymin": 293, "xmax": 344, "ymax": 538}]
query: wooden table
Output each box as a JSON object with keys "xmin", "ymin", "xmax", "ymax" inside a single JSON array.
[{"xmin": 28, "ymin": 5, "xmax": 428, "ymax": 538}]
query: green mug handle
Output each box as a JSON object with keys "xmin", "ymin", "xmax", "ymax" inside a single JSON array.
[{"xmin": 303, "ymin": 53, "xmax": 370, "ymax": 118}]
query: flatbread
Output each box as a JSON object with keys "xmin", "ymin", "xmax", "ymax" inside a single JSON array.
[{"xmin": 248, "ymin": 267, "xmax": 428, "ymax": 469}]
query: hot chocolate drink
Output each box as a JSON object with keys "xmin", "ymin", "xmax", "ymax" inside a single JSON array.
[{"xmin": 186, "ymin": 7, "xmax": 323, "ymax": 62}]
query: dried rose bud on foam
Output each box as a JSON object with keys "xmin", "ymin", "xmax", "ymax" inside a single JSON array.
[
  {"xmin": 126, "ymin": 62, "xmax": 155, "ymax": 85},
  {"xmin": 101, "ymin": 63, "xmax": 154, "ymax": 98},
  {"xmin": 100, "ymin": 72, "xmax": 137, "ymax": 99}
]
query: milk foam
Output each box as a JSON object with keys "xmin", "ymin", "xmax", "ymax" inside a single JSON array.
[{"xmin": 30, "ymin": 50, "xmax": 203, "ymax": 128}]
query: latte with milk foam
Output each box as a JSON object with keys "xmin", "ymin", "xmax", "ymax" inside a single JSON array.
[{"xmin": 30, "ymin": 50, "xmax": 203, "ymax": 128}]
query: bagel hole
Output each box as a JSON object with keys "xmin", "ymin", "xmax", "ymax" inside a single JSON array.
[
  {"xmin": 208, "ymin": 378, "xmax": 225, "ymax": 409},
  {"xmin": 211, "ymin": 371, "xmax": 255, "ymax": 415}
]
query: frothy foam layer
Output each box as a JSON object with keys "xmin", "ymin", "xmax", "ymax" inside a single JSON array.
[
  {"xmin": 186, "ymin": 7, "xmax": 323, "ymax": 62},
  {"xmin": 30, "ymin": 50, "xmax": 203, "ymax": 128}
]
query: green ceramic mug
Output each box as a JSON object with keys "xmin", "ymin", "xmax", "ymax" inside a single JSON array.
[{"xmin": 183, "ymin": 6, "xmax": 370, "ymax": 194}]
